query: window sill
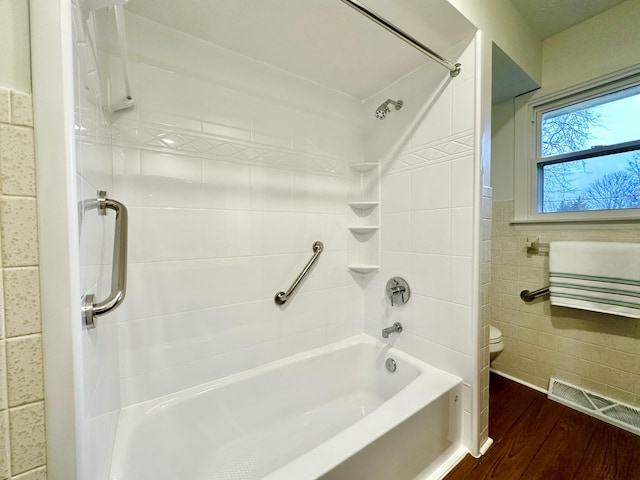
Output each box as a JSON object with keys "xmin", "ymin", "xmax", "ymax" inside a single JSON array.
[{"xmin": 511, "ymin": 216, "xmax": 640, "ymax": 226}]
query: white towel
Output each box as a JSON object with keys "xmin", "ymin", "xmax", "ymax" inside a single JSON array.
[{"xmin": 549, "ymin": 241, "xmax": 640, "ymax": 318}]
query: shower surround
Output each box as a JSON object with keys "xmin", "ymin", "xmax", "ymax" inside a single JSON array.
[
  {"xmin": 108, "ymin": 13, "xmax": 365, "ymax": 406},
  {"xmin": 37, "ymin": 1, "xmax": 490, "ymax": 478}
]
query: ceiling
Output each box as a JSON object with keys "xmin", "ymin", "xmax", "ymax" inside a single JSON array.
[
  {"xmin": 124, "ymin": 0, "xmax": 475, "ymax": 100},
  {"xmin": 510, "ymin": 0, "xmax": 628, "ymax": 39},
  {"xmin": 493, "ymin": 0, "xmax": 629, "ymax": 103},
  {"xmin": 123, "ymin": 0, "xmax": 629, "ymax": 103}
]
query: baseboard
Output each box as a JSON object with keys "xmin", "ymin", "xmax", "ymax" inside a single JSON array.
[
  {"xmin": 490, "ymin": 369, "xmax": 548, "ymax": 395},
  {"xmin": 479, "ymin": 437, "xmax": 494, "ymax": 455},
  {"xmin": 423, "ymin": 445, "xmax": 468, "ymax": 480}
]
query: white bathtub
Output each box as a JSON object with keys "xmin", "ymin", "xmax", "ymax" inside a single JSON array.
[{"xmin": 110, "ymin": 334, "xmax": 465, "ymax": 480}]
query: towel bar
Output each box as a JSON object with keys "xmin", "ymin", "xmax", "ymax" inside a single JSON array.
[
  {"xmin": 526, "ymin": 236, "xmax": 549, "ymax": 254},
  {"xmin": 520, "ymin": 286, "xmax": 550, "ymax": 302}
]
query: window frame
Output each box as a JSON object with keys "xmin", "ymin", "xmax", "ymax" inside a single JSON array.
[{"xmin": 514, "ymin": 65, "xmax": 640, "ymax": 224}]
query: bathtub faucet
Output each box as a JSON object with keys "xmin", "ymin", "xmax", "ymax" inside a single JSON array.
[{"xmin": 382, "ymin": 322, "xmax": 403, "ymax": 338}]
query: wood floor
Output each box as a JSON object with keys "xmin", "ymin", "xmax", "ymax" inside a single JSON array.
[{"xmin": 445, "ymin": 373, "xmax": 640, "ymax": 480}]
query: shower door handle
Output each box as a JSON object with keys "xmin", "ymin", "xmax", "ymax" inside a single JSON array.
[{"xmin": 81, "ymin": 191, "xmax": 128, "ymax": 329}]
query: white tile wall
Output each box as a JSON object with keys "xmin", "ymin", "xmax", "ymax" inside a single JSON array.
[
  {"xmin": 363, "ymin": 37, "xmax": 479, "ymax": 451},
  {"xmin": 112, "ymin": 14, "xmax": 364, "ymax": 406},
  {"xmin": 411, "ymin": 163, "xmax": 452, "ymax": 210},
  {"xmin": 380, "ymin": 171, "xmax": 411, "ymax": 213}
]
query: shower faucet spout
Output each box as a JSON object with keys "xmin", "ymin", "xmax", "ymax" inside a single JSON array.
[{"xmin": 382, "ymin": 322, "xmax": 403, "ymax": 338}]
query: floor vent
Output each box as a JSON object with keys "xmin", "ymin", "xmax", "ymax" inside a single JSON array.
[{"xmin": 548, "ymin": 378, "xmax": 640, "ymax": 436}]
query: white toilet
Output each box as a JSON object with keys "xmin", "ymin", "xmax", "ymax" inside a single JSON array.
[{"xmin": 489, "ymin": 325, "xmax": 504, "ymax": 362}]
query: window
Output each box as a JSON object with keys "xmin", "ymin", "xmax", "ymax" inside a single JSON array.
[{"xmin": 514, "ymin": 68, "xmax": 640, "ymax": 223}]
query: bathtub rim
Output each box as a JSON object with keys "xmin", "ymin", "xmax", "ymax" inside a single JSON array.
[
  {"xmin": 118, "ymin": 333, "xmax": 458, "ymax": 413},
  {"xmin": 263, "ymin": 346, "xmax": 463, "ymax": 480}
]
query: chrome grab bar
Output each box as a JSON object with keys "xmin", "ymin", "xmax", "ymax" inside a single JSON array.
[
  {"xmin": 275, "ymin": 241, "xmax": 324, "ymax": 305},
  {"xmin": 81, "ymin": 191, "xmax": 128, "ymax": 328},
  {"xmin": 520, "ymin": 286, "xmax": 550, "ymax": 302}
]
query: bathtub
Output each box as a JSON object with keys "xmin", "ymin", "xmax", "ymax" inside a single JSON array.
[{"xmin": 110, "ymin": 334, "xmax": 465, "ymax": 480}]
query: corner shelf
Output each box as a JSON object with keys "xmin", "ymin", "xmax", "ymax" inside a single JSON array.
[
  {"xmin": 348, "ymin": 264, "xmax": 380, "ymax": 274},
  {"xmin": 347, "ymin": 162, "xmax": 380, "ymax": 275},
  {"xmin": 348, "ymin": 201, "xmax": 379, "ymax": 210},
  {"xmin": 348, "ymin": 226, "xmax": 379, "ymax": 235}
]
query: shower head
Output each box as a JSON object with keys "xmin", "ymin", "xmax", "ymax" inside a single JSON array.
[
  {"xmin": 375, "ymin": 99, "xmax": 403, "ymax": 119},
  {"xmin": 375, "ymin": 107, "xmax": 388, "ymax": 120}
]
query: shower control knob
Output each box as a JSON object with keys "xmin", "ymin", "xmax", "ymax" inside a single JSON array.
[{"xmin": 386, "ymin": 277, "xmax": 410, "ymax": 306}]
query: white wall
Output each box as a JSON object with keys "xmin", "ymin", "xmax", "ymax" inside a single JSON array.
[
  {"xmin": 362, "ymin": 36, "xmax": 481, "ymax": 451},
  {"xmin": 542, "ymin": 0, "xmax": 640, "ymax": 93},
  {"xmin": 447, "ymin": 0, "xmax": 541, "ymax": 85},
  {"xmin": 0, "ymin": 0, "xmax": 31, "ymax": 92},
  {"xmin": 490, "ymin": 99, "xmax": 514, "ymax": 202},
  {"xmin": 112, "ymin": 15, "xmax": 365, "ymax": 406}
]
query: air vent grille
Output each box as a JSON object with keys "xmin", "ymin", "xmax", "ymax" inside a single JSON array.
[{"xmin": 548, "ymin": 378, "xmax": 639, "ymax": 436}]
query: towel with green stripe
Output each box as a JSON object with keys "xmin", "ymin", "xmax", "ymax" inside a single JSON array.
[{"xmin": 549, "ymin": 241, "xmax": 640, "ymax": 318}]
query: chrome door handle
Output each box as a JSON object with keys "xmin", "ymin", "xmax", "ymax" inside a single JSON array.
[{"xmin": 81, "ymin": 191, "xmax": 128, "ymax": 328}]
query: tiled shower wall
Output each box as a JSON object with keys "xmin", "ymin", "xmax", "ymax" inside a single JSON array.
[
  {"xmin": 491, "ymin": 200, "xmax": 640, "ymax": 407},
  {"xmin": 362, "ymin": 36, "xmax": 486, "ymax": 450},
  {"xmin": 110, "ymin": 14, "xmax": 365, "ymax": 406},
  {"xmin": 0, "ymin": 89, "xmax": 47, "ymax": 479}
]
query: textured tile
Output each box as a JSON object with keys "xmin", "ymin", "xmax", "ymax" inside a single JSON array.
[
  {"xmin": 0, "ymin": 272, "xmax": 4, "ymax": 340},
  {"xmin": 0, "ymin": 197, "xmax": 39, "ymax": 267},
  {"xmin": 490, "ymin": 200, "xmax": 640, "ymax": 408},
  {"xmin": 9, "ymin": 92, "xmax": 33, "ymax": 127},
  {"xmin": 6, "ymin": 335, "xmax": 43, "ymax": 407},
  {"xmin": 0, "ymin": 410, "xmax": 8, "ymax": 479},
  {"xmin": 12, "ymin": 466, "xmax": 47, "ymax": 480},
  {"xmin": 606, "ymin": 385, "xmax": 636, "ymax": 406},
  {"xmin": 9, "ymin": 402, "xmax": 46, "ymax": 475},
  {"xmin": 0, "ymin": 342, "xmax": 7, "ymax": 411},
  {"xmin": 0, "ymin": 89, "xmax": 9, "ymax": 124},
  {"xmin": 4, "ymin": 268, "xmax": 41, "ymax": 337},
  {"xmin": 0, "ymin": 125, "xmax": 36, "ymax": 196}
]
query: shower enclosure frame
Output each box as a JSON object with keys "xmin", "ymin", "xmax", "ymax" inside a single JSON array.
[
  {"xmin": 28, "ymin": 1, "xmax": 494, "ymax": 479},
  {"xmin": 31, "ymin": 1, "xmax": 82, "ymax": 479}
]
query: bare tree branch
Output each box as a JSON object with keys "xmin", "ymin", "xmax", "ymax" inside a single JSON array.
[{"xmin": 540, "ymin": 108, "xmax": 603, "ymax": 212}]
